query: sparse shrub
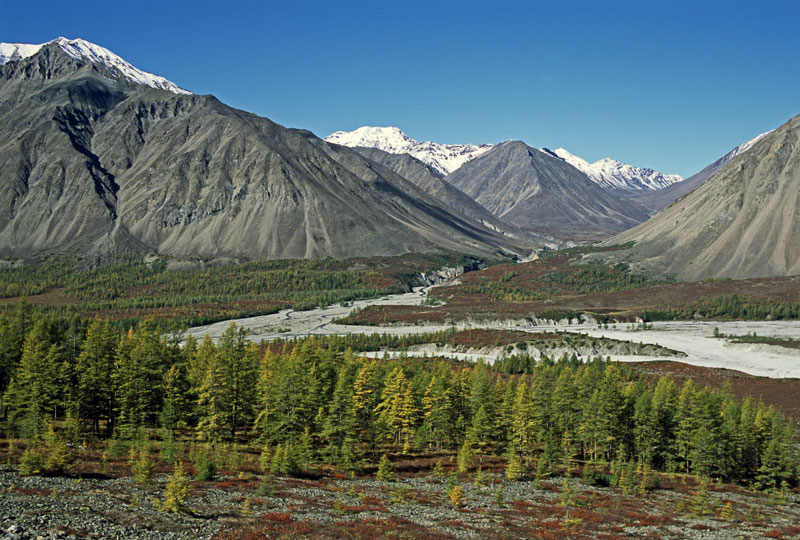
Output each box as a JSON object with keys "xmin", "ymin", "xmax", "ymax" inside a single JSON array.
[
  {"xmin": 675, "ymin": 499, "xmax": 687, "ymax": 514},
  {"xmin": 582, "ymin": 460, "xmax": 596, "ymax": 485},
  {"xmin": 719, "ymin": 502, "xmax": 734, "ymax": 520},
  {"xmin": 108, "ymin": 437, "xmax": 129, "ymax": 459},
  {"xmin": 18, "ymin": 448, "xmax": 44, "ymax": 476},
  {"xmin": 690, "ymin": 476, "xmax": 712, "ymax": 517},
  {"xmin": 745, "ymin": 505, "xmax": 762, "ymax": 521},
  {"xmin": 448, "ymin": 484, "xmax": 464, "ymax": 506},
  {"xmin": 494, "ymin": 484, "xmax": 505, "ymax": 506},
  {"xmin": 156, "ymin": 462, "xmax": 191, "ymax": 513},
  {"xmin": 129, "ymin": 447, "xmax": 156, "ymax": 484},
  {"xmin": 445, "ymin": 472, "xmax": 458, "ymax": 492},
  {"xmin": 376, "ymin": 454, "xmax": 394, "ymax": 482},
  {"xmin": 431, "ymin": 460, "xmax": 445, "ymax": 480},
  {"xmin": 457, "ymin": 440, "xmax": 473, "ymax": 473},
  {"xmin": 241, "ymin": 497, "xmax": 253, "ymax": 516},
  {"xmin": 191, "ymin": 445, "xmax": 216, "ymax": 481},
  {"xmin": 257, "ymin": 478, "xmax": 275, "ymax": 496},
  {"xmin": 505, "ymin": 452, "xmax": 526, "ymax": 481},
  {"xmin": 159, "ymin": 433, "xmax": 182, "ymax": 464},
  {"xmin": 473, "ymin": 467, "xmax": 487, "ymax": 488},
  {"xmin": 561, "ymin": 517, "xmax": 583, "ymax": 529},
  {"xmin": 389, "ymin": 486, "xmax": 412, "ymax": 504}
]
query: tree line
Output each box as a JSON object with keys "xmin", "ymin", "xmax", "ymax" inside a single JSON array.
[
  {"xmin": 1, "ymin": 305, "xmax": 796, "ymax": 491},
  {"xmin": 642, "ymin": 294, "xmax": 800, "ymax": 321}
]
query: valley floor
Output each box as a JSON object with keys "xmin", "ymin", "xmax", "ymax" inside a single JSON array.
[
  {"xmin": 2, "ymin": 466, "xmax": 799, "ymax": 540},
  {"xmin": 186, "ymin": 289, "xmax": 800, "ymax": 378}
]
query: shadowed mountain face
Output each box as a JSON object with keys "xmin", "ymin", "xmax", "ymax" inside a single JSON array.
[
  {"xmin": 350, "ymin": 147, "xmax": 557, "ymax": 249},
  {"xmin": 445, "ymin": 141, "xmax": 649, "ymax": 241},
  {"xmin": 0, "ymin": 43, "xmax": 536, "ymax": 261},
  {"xmin": 604, "ymin": 115, "xmax": 800, "ymax": 280}
]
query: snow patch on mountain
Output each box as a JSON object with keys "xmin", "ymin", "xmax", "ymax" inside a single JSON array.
[
  {"xmin": 0, "ymin": 42, "xmax": 44, "ymax": 64},
  {"xmin": 550, "ymin": 148, "xmax": 682, "ymax": 191},
  {"xmin": 714, "ymin": 130, "xmax": 773, "ymax": 167},
  {"xmin": 0, "ymin": 37, "xmax": 190, "ymax": 95},
  {"xmin": 325, "ymin": 126, "xmax": 492, "ymax": 175}
]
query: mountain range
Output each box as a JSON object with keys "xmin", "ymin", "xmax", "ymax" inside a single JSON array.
[
  {"xmin": 0, "ymin": 38, "xmax": 536, "ymax": 261},
  {"xmin": 549, "ymin": 148, "xmax": 683, "ymax": 191},
  {"xmin": 325, "ymin": 126, "xmax": 492, "ymax": 176},
  {"xmin": 1, "ymin": 37, "xmax": 795, "ymax": 281},
  {"xmin": 446, "ymin": 141, "xmax": 650, "ymax": 240},
  {"xmin": 326, "ymin": 126, "xmax": 683, "ymax": 193}
]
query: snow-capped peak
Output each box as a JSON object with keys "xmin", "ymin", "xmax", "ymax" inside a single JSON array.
[
  {"xmin": 325, "ymin": 126, "xmax": 492, "ymax": 175},
  {"xmin": 551, "ymin": 148, "xmax": 683, "ymax": 191},
  {"xmin": 0, "ymin": 37, "xmax": 190, "ymax": 95},
  {"xmin": 716, "ymin": 130, "xmax": 773, "ymax": 166}
]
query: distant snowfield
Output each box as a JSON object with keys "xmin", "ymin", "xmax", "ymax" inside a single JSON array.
[{"xmin": 185, "ymin": 289, "xmax": 800, "ymax": 379}]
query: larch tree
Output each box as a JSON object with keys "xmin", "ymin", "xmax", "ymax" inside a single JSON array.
[
  {"xmin": 375, "ymin": 367, "xmax": 417, "ymax": 453},
  {"xmin": 75, "ymin": 319, "xmax": 118, "ymax": 437}
]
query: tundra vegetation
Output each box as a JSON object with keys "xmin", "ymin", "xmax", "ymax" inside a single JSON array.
[
  {"xmin": 0, "ymin": 252, "xmax": 488, "ymax": 329},
  {"xmin": 0, "ymin": 250, "xmax": 798, "ymax": 538}
]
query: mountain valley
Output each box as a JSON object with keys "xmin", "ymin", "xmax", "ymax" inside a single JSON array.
[{"xmin": 0, "ymin": 34, "xmax": 799, "ymax": 540}]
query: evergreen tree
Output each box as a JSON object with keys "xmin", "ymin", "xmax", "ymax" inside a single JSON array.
[
  {"xmin": 375, "ymin": 367, "xmax": 417, "ymax": 452},
  {"xmin": 675, "ymin": 379, "xmax": 698, "ymax": 472},
  {"xmin": 756, "ymin": 435, "xmax": 791, "ymax": 491},
  {"xmin": 457, "ymin": 438, "xmax": 474, "ymax": 473},
  {"xmin": 0, "ymin": 301, "xmax": 34, "ymax": 396},
  {"xmin": 376, "ymin": 453, "xmax": 394, "ymax": 481},
  {"xmin": 75, "ymin": 319, "xmax": 118, "ymax": 437},
  {"xmin": 421, "ymin": 375, "xmax": 453, "ymax": 450},
  {"xmin": 5, "ymin": 321, "xmax": 65, "ymax": 437},
  {"xmin": 160, "ymin": 363, "xmax": 190, "ymax": 434},
  {"xmin": 352, "ymin": 360, "xmax": 380, "ymax": 450},
  {"xmin": 195, "ymin": 344, "xmax": 228, "ymax": 443},
  {"xmin": 649, "ymin": 376, "xmax": 678, "ymax": 468},
  {"xmin": 217, "ymin": 324, "xmax": 258, "ymax": 438},
  {"xmin": 321, "ymin": 360, "xmax": 358, "ymax": 464},
  {"xmin": 115, "ymin": 323, "xmax": 170, "ymax": 436},
  {"xmin": 509, "ymin": 382, "xmax": 536, "ymax": 455}
]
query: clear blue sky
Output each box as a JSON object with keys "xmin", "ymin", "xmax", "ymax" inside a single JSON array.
[{"xmin": 3, "ymin": 0, "xmax": 799, "ymax": 177}]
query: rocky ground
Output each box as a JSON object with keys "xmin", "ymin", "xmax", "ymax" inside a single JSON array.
[{"xmin": 1, "ymin": 465, "xmax": 799, "ymax": 540}]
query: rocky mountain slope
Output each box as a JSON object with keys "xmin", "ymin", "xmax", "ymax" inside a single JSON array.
[
  {"xmin": 350, "ymin": 147, "xmax": 556, "ymax": 247},
  {"xmin": 446, "ymin": 141, "xmax": 649, "ymax": 240},
  {"xmin": 325, "ymin": 126, "xmax": 492, "ymax": 175},
  {"xmin": 603, "ymin": 118, "xmax": 799, "ymax": 279},
  {"xmin": 0, "ymin": 39, "xmax": 536, "ymax": 261},
  {"xmin": 0, "ymin": 37, "xmax": 190, "ymax": 94},
  {"xmin": 624, "ymin": 131, "xmax": 773, "ymax": 213}
]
